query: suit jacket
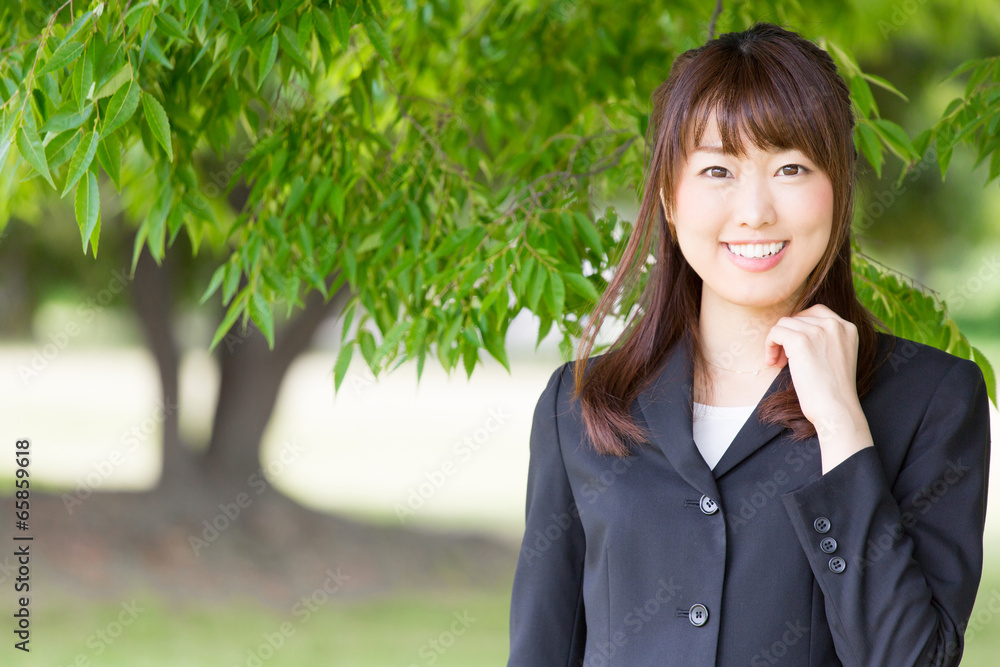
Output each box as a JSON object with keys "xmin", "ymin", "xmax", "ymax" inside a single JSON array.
[{"xmin": 506, "ymin": 331, "xmax": 992, "ymax": 666}]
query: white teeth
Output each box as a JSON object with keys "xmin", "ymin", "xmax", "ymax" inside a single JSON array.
[{"xmin": 726, "ymin": 241, "xmax": 787, "ymax": 259}]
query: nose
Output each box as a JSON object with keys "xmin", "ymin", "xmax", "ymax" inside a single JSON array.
[{"xmin": 727, "ymin": 171, "xmax": 777, "ymax": 229}]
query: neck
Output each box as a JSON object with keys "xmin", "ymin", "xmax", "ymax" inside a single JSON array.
[{"xmin": 697, "ymin": 293, "xmax": 797, "ymax": 374}]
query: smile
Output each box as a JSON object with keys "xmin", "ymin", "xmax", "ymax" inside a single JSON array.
[{"xmin": 722, "ymin": 240, "xmax": 789, "ymax": 272}]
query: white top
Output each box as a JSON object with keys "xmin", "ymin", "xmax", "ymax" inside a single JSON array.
[{"xmin": 692, "ymin": 401, "xmax": 756, "ymax": 469}]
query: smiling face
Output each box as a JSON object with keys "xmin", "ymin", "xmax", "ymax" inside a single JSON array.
[{"xmin": 664, "ymin": 111, "xmax": 834, "ymax": 315}]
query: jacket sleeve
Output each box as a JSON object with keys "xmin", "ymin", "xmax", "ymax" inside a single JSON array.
[
  {"xmin": 780, "ymin": 357, "xmax": 992, "ymax": 666},
  {"xmin": 507, "ymin": 361, "xmax": 588, "ymax": 667}
]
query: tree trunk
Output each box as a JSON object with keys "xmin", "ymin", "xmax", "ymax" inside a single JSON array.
[
  {"xmin": 128, "ymin": 236, "xmax": 191, "ymax": 490},
  {"xmin": 127, "ymin": 228, "xmax": 350, "ymax": 498},
  {"xmin": 202, "ymin": 273, "xmax": 349, "ymax": 494}
]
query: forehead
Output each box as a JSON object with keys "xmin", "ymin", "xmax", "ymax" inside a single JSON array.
[{"xmin": 687, "ymin": 112, "xmax": 799, "ymax": 158}]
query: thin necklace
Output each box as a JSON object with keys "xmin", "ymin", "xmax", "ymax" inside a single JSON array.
[{"xmin": 704, "ymin": 358, "xmax": 772, "ymax": 376}]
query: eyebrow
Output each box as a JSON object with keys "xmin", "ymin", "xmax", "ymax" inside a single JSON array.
[{"xmin": 693, "ymin": 144, "xmax": 803, "ymax": 157}]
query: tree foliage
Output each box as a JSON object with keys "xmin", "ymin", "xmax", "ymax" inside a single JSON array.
[{"xmin": 0, "ymin": 0, "xmax": 995, "ymax": 402}]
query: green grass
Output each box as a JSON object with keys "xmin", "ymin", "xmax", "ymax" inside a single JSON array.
[
  {"xmin": 2, "ymin": 582, "xmax": 513, "ymax": 666},
  {"xmin": 5, "ymin": 565, "xmax": 1000, "ymax": 665}
]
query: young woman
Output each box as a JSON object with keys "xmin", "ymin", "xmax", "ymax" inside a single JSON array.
[{"xmin": 507, "ymin": 21, "xmax": 992, "ymax": 667}]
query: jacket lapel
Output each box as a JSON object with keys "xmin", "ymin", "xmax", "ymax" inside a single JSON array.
[{"xmin": 636, "ymin": 331, "xmax": 791, "ymax": 493}]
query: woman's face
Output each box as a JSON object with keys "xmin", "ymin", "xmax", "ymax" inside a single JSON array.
[{"xmin": 666, "ymin": 112, "xmax": 834, "ymax": 314}]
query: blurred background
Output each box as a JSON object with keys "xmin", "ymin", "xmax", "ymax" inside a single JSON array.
[{"xmin": 3, "ymin": 1, "xmax": 1000, "ymax": 665}]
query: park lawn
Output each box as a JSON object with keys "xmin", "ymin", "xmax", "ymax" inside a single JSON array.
[
  {"xmin": 4, "ymin": 565, "xmax": 1000, "ymax": 666},
  {"xmin": 4, "ymin": 581, "xmax": 513, "ymax": 667}
]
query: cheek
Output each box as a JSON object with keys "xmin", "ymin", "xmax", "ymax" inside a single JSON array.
[{"xmin": 675, "ymin": 180, "xmax": 723, "ymax": 227}]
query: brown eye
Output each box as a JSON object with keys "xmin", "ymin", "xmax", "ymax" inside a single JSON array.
[
  {"xmin": 780, "ymin": 164, "xmax": 809, "ymax": 176},
  {"xmin": 701, "ymin": 166, "xmax": 729, "ymax": 178}
]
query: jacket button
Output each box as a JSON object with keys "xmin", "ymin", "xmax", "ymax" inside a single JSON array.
[
  {"xmin": 688, "ymin": 603, "xmax": 709, "ymax": 626},
  {"xmin": 820, "ymin": 537, "xmax": 838, "ymax": 554},
  {"xmin": 813, "ymin": 516, "xmax": 831, "ymax": 533},
  {"xmin": 699, "ymin": 495, "xmax": 719, "ymax": 515},
  {"xmin": 828, "ymin": 556, "xmax": 846, "ymax": 573}
]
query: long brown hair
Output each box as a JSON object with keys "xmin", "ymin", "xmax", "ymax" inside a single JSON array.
[{"xmin": 572, "ymin": 21, "xmax": 894, "ymax": 457}]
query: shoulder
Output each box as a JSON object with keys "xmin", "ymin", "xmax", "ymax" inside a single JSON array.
[
  {"xmin": 872, "ymin": 331, "xmax": 988, "ymax": 398},
  {"xmin": 534, "ymin": 352, "xmax": 610, "ymax": 416}
]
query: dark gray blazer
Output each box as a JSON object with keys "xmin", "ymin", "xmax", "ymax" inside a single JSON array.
[{"xmin": 506, "ymin": 331, "xmax": 991, "ymax": 666}]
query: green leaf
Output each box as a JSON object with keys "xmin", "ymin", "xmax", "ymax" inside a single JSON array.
[
  {"xmin": 63, "ymin": 7, "xmax": 99, "ymax": 43},
  {"xmin": 940, "ymin": 58, "xmax": 983, "ymax": 84},
  {"xmin": 573, "ymin": 211, "xmax": 604, "ymax": 254},
  {"xmin": 297, "ymin": 11, "xmax": 314, "ymax": 51},
  {"xmin": 258, "ymin": 33, "xmax": 279, "ymax": 90},
  {"xmin": 564, "ymin": 272, "xmax": 600, "ymax": 302},
  {"xmin": 93, "ymin": 62, "xmax": 133, "ymax": 100},
  {"xmin": 860, "ymin": 72, "xmax": 908, "ymax": 103},
  {"xmin": 199, "ymin": 264, "xmax": 227, "ymax": 304},
  {"xmin": 146, "ymin": 183, "xmax": 174, "ymax": 264},
  {"xmin": 222, "ymin": 258, "xmax": 242, "ymax": 304},
  {"xmin": 546, "ymin": 271, "xmax": 565, "ymax": 317},
  {"xmin": 278, "ymin": 24, "xmax": 310, "ymax": 71},
  {"xmin": 936, "ymin": 129, "xmax": 955, "ymax": 181},
  {"xmin": 96, "ymin": 132, "xmax": 121, "ymax": 191},
  {"xmin": 333, "ymin": 340, "xmax": 354, "ymax": 393},
  {"xmin": 363, "ymin": 17, "xmax": 391, "ymax": 63},
  {"xmin": 313, "ymin": 9, "xmax": 334, "ymax": 47},
  {"xmin": 849, "ymin": 75, "xmax": 876, "ymax": 119},
  {"xmin": 75, "ymin": 171, "xmax": 100, "ymax": 253},
  {"xmin": 101, "ymin": 78, "xmax": 140, "ymax": 138},
  {"xmin": 871, "ymin": 119, "xmax": 916, "ymax": 162},
  {"xmin": 45, "ymin": 129, "xmax": 81, "ymax": 169},
  {"xmin": 911, "ymin": 127, "xmax": 934, "ymax": 160},
  {"xmin": 72, "ymin": 47, "xmax": 94, "ymax": 111},
  {"xmin": 39, "ymin": 105, "xmax": 93, "ymax": 134},
  {"xmin": 208, "ymin": 292, "xmax": 247, "ymax": 353},
  {"xmin": 856, "ymin": 122, "xmax": 883, "ymax": 179},
  {"xmin": 37, "ymin": 40, "xmax": 86, "ymax": 78},
  {"xmin": 155, "ymin": 13, "xmax": 191, "ymax": 43},
  {"xmin": 824, "ymin": 39, "xmax": 861, "ymax": 76},
  {"xmin": 481, "ymin": 327, "xmax": 510, "ymax": 373},
  {"xmin": 528, "ymin": 264, "xmax": 547, "ymax": 311},
  {"xmin": 277, "ymin": 0, "xmax": 300, "ymax": 20},
  {"xmin": 16, "ymin": 126, "xmax": 55, "ymax": 188},
  {"xmin": 249, "ymin": 290, "xmax": 275, "ymax": 349},
  {"xmin": 141, "ymin": 91, "xmax": 172, "ymax": 158},
  {"xmin": 332, "ymin": 5, "xmax": 350, "ymax": 48},
  {"xmin": 61, "ymin": 130, "xmax": 99, "ymax": 198}
]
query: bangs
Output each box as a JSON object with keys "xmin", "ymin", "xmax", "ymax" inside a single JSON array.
[{"xmin": 679, "ymin": 53, "xmax": 834, "ymax": 171}]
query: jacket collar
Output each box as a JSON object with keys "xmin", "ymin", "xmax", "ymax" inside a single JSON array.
[{"xmin": 636, "ymin": 329, "xmax": 791, "ymax": 499}]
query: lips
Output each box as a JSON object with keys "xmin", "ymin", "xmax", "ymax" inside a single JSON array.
[{"xmin": 722, "ymin": 240, "xmax": 789, "ymax": 273}]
